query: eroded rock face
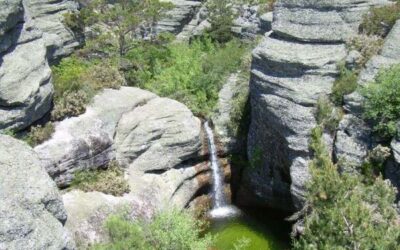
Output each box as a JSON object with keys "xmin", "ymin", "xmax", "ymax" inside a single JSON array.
[
  {"xmin": 38, "ymin": 87, "xmax": 213, "ymax": 247},
  {"xmin": 35, "ymin": 87, "xmax": 157, "ymax": 187},
  {"xmin": 241, "ymin": 0, "xmax": 390, "ymax": 211},
  {"xmin": 24, "ymin": 0, "xmax": 80, "ymax": 59},
  {"xmin": 0, "ymin": 0, "xmax": 79, "ymax": 132},
  {"xmin": 336, "ymin": 20, "xmax": 400, "ymax": 165},
  {"xmin": 0, "ymin": 135, "xmax": 74, "ymax": 250},
  {"xmin": 116, "ymin": 97, "xmax": 202, "ymax": 172},
  {"xmin": 157, "ymin": 0, "xmax": 203, "ymax": 35}
]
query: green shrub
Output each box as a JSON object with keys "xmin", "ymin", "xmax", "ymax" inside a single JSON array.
[
  {"xmin": 360, "ymin": 2, "xmax": 400, "ymax": 37},
  {"xmin": 347, "ymin": 34, "xmax": 383, "ymax": 68},
  {"xmin": 51, "ymin": 56, "xmax": 91, "ymax": 98},
  {"xmin": 63, "ymin": 11, "xmax": 85, "ymax": 33},
  {"xmin": 70, "ymin": 161, "xmax": 130, "ymax": 196},
  {"xmin": 295, "ymin": 126, "xmax": 400, "ymax": 249},
  {"xmin": 362, "ymin": 64, "xmax": 400, "ymax": 139},
  {"xmin": 51, "ymin": 90, "xmax": 89, "ymax": 121},
  {"xmin": 93, "ymin": 209, "xmax": 214, "ymax": 250},
  {"xmin": 137, "ymin": 38, "xmax": 248, "ymax": 116},
  {"xmin": 0, "ymin": 129, "xmax": 16, "ymax": 137},
  {"xmin": 315, "ymin": 96, "xmax": 342, "ymax": 133},
  {"xmin": 331, "ymin": 64, "xmax": 358, "ymax": 105},
  {"xmin": 51, "ymin": 57, "xmax": 124, "ymax": 120},
  {"xmin": 206, "ymin": 0, "xmax": 236, "ymax": 43},
  {"xmin": 24, "ymin": 122, "xmax": 55, "ymax": 147}
]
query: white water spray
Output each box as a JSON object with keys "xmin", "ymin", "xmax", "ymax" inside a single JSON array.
[{"xmin": 204, "ymin": 121, "xmax": 240, "ymax": 219}]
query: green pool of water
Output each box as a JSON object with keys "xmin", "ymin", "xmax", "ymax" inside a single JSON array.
[{"xmin": 211, "ymin": 207, "xmax": 291, "ymax": 250}]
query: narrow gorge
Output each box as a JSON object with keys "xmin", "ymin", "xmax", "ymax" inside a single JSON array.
[{"xmin": 1, "ymin": 0, "xmax": 400, "ymax": 249}]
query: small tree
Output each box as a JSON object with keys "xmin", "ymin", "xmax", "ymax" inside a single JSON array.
[
  {"xmin": 362, "ymin": 64, "xmax": 400, "ymax": 139},
  {"xmin": 294, "ymin": 126, "xmax": 400, "ymax": 249},
  {"xmin": 206, "ymin": 0, "xmax": 236, "ymax": 43},
  {"xmin": 88, "ymin": 0, "xmax": 172, "ymax": 56}
]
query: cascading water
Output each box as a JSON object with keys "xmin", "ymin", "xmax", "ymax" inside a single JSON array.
[{"xmin": 204, "ymin": 121, "xmax": 240, "ymax": 219}]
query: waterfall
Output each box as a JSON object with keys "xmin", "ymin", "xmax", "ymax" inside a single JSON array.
[
  {"xmin": 204, "ymin": 121, "xmax": 240, "ymax": 219},
  {"xmin": 204, "ymin": 121, "xmax": 227, "ymax": 208}
]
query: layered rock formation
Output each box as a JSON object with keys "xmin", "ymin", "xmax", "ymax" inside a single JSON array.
[
  {"xmin": 0, "ymin": 0, "xmax": 79, "ymax": 132},
  {"xmin": 240, "ymin": 0, "xmax": 391, "ymax": 211},
  {"xmin": 33, "ymin": 87, "xmax": 213, "ymax": 246},
  {"xmin": 0, "ymin": 135, "xmax": 74, "ymax": 250},
  {"xmin": 157, "ymin": 0, "xmax": 203, "ymax": 35},
  {"xmin": 336, "ymin": 20, "xmax": 400, "ymax": 165}
]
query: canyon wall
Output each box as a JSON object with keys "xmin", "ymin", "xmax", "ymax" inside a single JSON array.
[{"xmin": 239, "ymin": 0, "xmax": 392, "ymax": 211}]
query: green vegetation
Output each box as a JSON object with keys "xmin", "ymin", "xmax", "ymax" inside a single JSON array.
[
  {"xmin": 206, "ymin": 0, "xmax": 236, "ymax": 43},
  {"xmin": 347, "ymin": 34, "xmax": 383, "ymax": 68},
  {"xmin": 294, "ymin": 126, "xmax": 400, "ymax": 249},
  {"xmin": 315, "ymin": 96, "xmax": 342, "ymax": 133},
  {"xmin": 0, "ymin": 129, "xmax": 16, "ymax": 137},
  {"xmin": 360, "ymin": 1, "xmax": 400, "ymax": 37},
  {"xmin": 331, "ymin": 64, "xmax": 358, "ymax": 105},
  {"xmin": 51, "ymin": 57, "xmax": 124, "ymax": 120},
  {"xmin": 134, "ymin": 38, "xmax": 250, "ymax": 115},
  {"xmin": 93, "ymin": 209, "xmax": 213, "ymax": 250},
  {"xmin": 70, "ymin": 161, "xmax": 130, "ymax": 196},
  {"xmin": 362, "ymin": 64, "xmax": 400, "ymax": 139},
  {"xmin": 81, "ymin": 0, "xmax": 172, "ymax": 56},
  {"xmin": 24, "ymin": 122, "xmax": 55, "ymax": 147}
]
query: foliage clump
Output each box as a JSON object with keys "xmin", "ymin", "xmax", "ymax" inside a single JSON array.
[
  {"xmin": 92, "ymin": 209, "xmax": 214, "ymax": 250},
  {"xmin": 347, "ymin": 34, "xmax": 384, "ymax": 68},
  {"xmin": 294, "ymin": 126, "xmax": 400, "ymax": 249},
  {"xmin": 24, "ymin": 122, "xmax": 55, "ymax": 147},
  {"xmin": 206, "ymin": 0, "xmax": 236, "ymax": 43},
  {"xmin": 70, "ymin": 161, "xmax": 130, "ymax": 196},
  {"xmin": 362, "ymin": 64, "xmax": 400, "ymax": 139},
  {"xmin": 359, "ymin": 2, "xmax": 400, "ymax": 37},
  {"xmin": 137, "ymin": 38, "xmax": 249, "ymax": 116},
  {"xmin": 51, "ymin": 57, "xmax": 124, "ymax": 120},
  {"xmin": 315, "ymin": 96, "xmax": 342, "ymax": 133},
  {"xmin": 331, "ymin": 64, "xmax": 358, "ymax": 105}
]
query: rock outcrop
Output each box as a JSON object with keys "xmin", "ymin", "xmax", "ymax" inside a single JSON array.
[
  {"xmin": 157, "ymin": 0, "xmax": 203, "ymax": 35},
  {"xmin": 35, "ymin": 87, "xmax": 157, "ymax": 187},
  {"xmin": 232, "ymin": 6, "xmax": 272, "ymax": 39},
  {"xmin": 240, "ymin": 0, "xmax": 390, "ymax": 211},
  {"xmin": 33, "ymin": 87, "xmax": 213, "ymax": 246},
  {"xmin": 0, "ymin": 135, "xmax": 74, "ymax": 250},
  {"xmin": 0, "ymin": 0, "xmax": 79, "ymax": 132},
  {"xmin": 336, "ymin": 20, "xmax": 400, "ymax": 165}
]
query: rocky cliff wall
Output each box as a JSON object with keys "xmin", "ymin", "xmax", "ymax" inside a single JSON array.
[
  {"xmin": 0, "ymin": 135, "xmax": 74, "ymax": 250},
  {"xmin": 0, "ymin": 0, "xmax": 80, "ymax": 132},
  {"xmin": 240, "ymin": 0, "xmax": 391, "ymax": 211}
]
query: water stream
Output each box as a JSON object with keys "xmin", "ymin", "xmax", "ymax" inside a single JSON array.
[
  {"xmin": 204, "ymin": 121, "xmax": 291, "ymax": 249},
  {"xmin": 204, "ymin": 121, "xmax": 239, "ymax": 218}
]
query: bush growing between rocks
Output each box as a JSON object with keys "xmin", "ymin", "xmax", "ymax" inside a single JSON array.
[
  {"xmin": 51, "ymin": 57, "xmax": 124, "ymax": 120},
  {"xmin": 206, "ymin": 0, "xmax": 236, "ymax": 43},
  {"xmin": 331, "ymin": 64, "xmax": 358, "ymax": 105},
  {"xmin": 92, "ymin": 209, "xmax": 214, "ymax": 250},
  {"xmin": 70, "ymin": 161, "xmax": 130, "ymax": 196},
  {"xmin": 362, "ymin": 64, "xmax": 400, "ymax": 140},
  {"xmin": 315, "ymin": 96, "xmax": 342, "ymax": 133},
  {"xmin": 25, "ymin": 122, "xmax": 55, "ymax": 146},
  {"xmin": 347, "ymin": 34, "xmax": 383, "ymax": 68},
  {"xmin": 138, "ymin": 38, "xmax": 249, "ymax": 116},
  {"xmin": 294, "ymin": 126, "xmax": 400, "ymax": 249},
  {"xmin": 360, "ymin": 1, "xmax": 400, "ymax": 37}
]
